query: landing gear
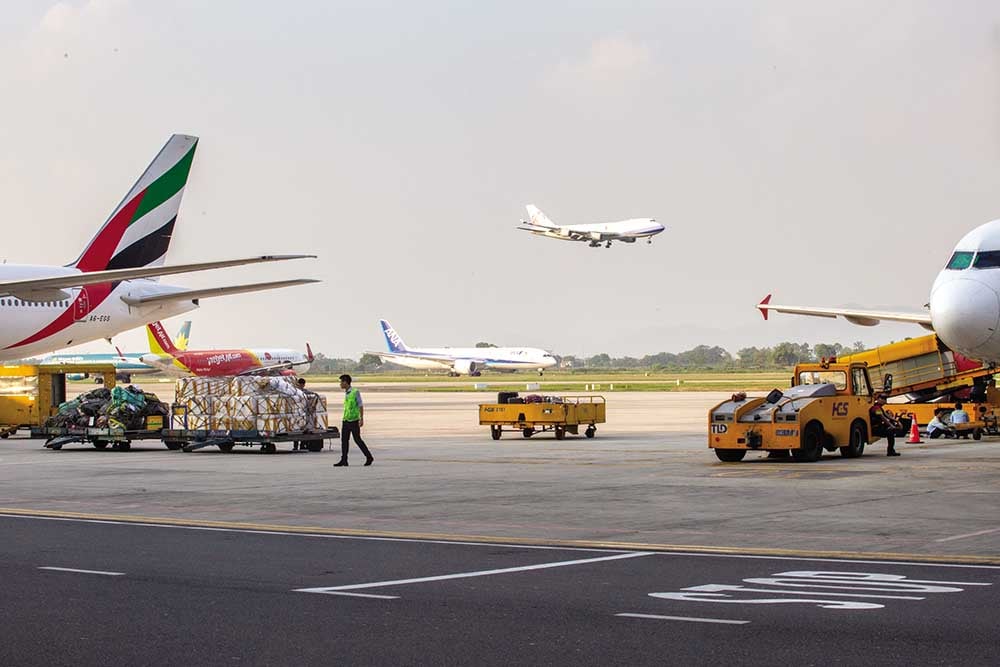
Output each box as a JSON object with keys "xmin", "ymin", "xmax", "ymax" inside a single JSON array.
[
  {"xmin": 647, "ymin": 237, "xmax": 653, "ymax": 244},
  {"xmin": 605, "ymin": 241, "xmax": 612, "ymax": 249}
]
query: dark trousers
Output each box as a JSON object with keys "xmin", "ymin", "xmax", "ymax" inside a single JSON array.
[{"xmin": 341, "ymin": 420, "xmax": 372, "ymax": 462}]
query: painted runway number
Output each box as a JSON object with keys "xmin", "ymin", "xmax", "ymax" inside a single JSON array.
[{"xmin": 650, "ymin": 570, "xmax": 991, "ymax": 611}]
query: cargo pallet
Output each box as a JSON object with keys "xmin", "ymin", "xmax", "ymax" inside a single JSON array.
[
  {"xmin": 479, "ymin": 395, "xmax": 606, "ymax": 440},
  {"xmin": 161, "ymin": 427, "xmax": 341, "ymax": 454}
]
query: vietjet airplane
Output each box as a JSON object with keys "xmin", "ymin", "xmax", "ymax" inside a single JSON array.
[
  {"xmin": 517, "ymin": 204, "xmax": 664, "ymax": 248},
  {"xmin": 0, "ymin": 134, "xmax": 318, "ymax": 363},
  {"xmin": 34, "ymin": 321, "xmax": 192, "ymax": 382},
  {"xmin": 370, "ymin": 319, "xmax": 559, "ymax": 376},
  {"xmin": 141, "ymin": 321, "xmax": 313, "ymax": 376},
  {"xmin": 758, "ymin": 219, "xmax": 1000, "ymax": 364}
]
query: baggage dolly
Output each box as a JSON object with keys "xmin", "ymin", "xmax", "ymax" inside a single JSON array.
[
  {"xmin": 479, "ymin": 395, "xmax": 606, "ymax": 440},
  {"xmin": 163, "ymin": 427, "xmax": 341, "ymax": 454}
]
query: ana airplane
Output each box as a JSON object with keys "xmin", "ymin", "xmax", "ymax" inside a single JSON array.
[
  {"xmin": 0, "ymin": 134, "xmax": 318, "ymax": 363},
  {"xmin": 140, "ymin": 321, "xmax": 313, "ymax": 377},
  {"xmin": 35, "ymin": 321, "xmax": 192, "ymax": 382},
  {"xmin": 758, "ymin": 219, "xmax": 1000, "ymax": 364},
  {"xmin": 370, "ymin": 319, "xmax": 559, "ymax": 376},
  {"xmin": 517, "ymin": 204, "xmax": 664, "ymax": 248}
]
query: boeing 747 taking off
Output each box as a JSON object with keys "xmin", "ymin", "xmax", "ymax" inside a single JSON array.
[
  {"xmin": 517, "ymin": 204, "xmax": 663, "ymax": 248},
  {"xmin": 0, "ymin": 134, "xmax": 317, "ymax": 362}
]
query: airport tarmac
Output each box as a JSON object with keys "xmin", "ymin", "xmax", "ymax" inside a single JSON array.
[
  {"xmin": 2, "ymin": 388, "xmax": 999, "ymax": 562},
  {"xmin": 3, "ymin": 387, "xmax": 999, "ymax": 664}
]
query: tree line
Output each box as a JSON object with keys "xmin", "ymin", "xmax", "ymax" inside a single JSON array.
[{"xmin": 306, "ymin": 341, "xmax": 867, "ymax": 374}]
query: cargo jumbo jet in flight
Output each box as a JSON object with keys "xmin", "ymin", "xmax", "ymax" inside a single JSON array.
[
  {"xmin": 0, "ymin": 134, "xmax": 317, "ymax": 363},
  {"xmin": 141, "ymin": 321, "xmax": 313, "ymax": 377},
  {"xmin": 517, "ymin": 204, "xmax": 664, "ymax": 248},
  {"xmin": 758, "ymin": 219, "xmax": 1000, "ymax": 364},
  {"xmin": 371, "ymin": 320, "xmax": 559, "ymax": 376}
]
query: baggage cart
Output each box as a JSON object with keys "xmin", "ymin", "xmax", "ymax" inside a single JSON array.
[
  {"xmin": 479, "ymin": 395, "xmax": 606, "ymax": 440},
  {"xmin": 161, "ymin": 426, "xmax": 340, "ymax": 454}
]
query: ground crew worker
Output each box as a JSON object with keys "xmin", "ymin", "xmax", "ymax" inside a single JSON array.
[
  {"xmin": 869, "ymin": 394, "xmax": 901, "ymax": 456},
  {"xmin": 950, "ymin": 402, "xmax": 971, "ymax": 439},
  {"xmin": 334, "ymin": 374, "xmax": 373, "ymax": 467}
]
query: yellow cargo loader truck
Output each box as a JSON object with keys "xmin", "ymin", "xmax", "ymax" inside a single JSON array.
[
  {"xmin": 0, "ymin": 364, "xmax": 117, "ymax": 438},
  {"xmin": 709, "ymin": 361, "xmax": 890, "ymax": 462}
]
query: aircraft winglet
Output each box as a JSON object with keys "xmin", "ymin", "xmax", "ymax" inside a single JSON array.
[{"xmin": 758, "ymin": 294, "xmax": 772, "ymax": 321}]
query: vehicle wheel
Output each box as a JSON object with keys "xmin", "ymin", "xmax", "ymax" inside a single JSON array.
[
  {"xmin": 554, "ymin": 426, "xmax": 566, "ymax": 440},
  {"xmin": 0, "ymin": 432, "xmax": 9, "ymax": 439},
  {"xmin": 117, "ymin": 441, "xmax": 132, "ymax": 452},
  {"xmin": 522, "ymin": 428, "xmax": 534, "ymax": 438},
  {"xmin": 839, "ymin": 420, "xmax": 867, "ymax": 459},
  {"xmin": 164, "ymin": 440, "xmax": 183, "ymax": 451},
  {"xmin": 585, "ymin": 426, "xmax": 596, "ymax": 439},
  {"xmin": 92, "ymin": 440, "xmax": 108, "ymax": 450},
  {"xmin": 305, "ymin": 440, "xmax": 324, "ymax": 452},
  {"xmin": 714, "ymin": 448, "xmax": 747, "ymax": 462},
  {"xmin": 491, "ymin": 426, "xmax": 502, "ymax": 440},
  {"xmin": 218, "ymin": 442, "xmax": 235, "ymax": 453},
  {"xmin": 973, "ymin": 429, "xmax": 983, "ymax": 441},
  {"xmin": 261, "ymin": 443, "xmax": 276, "ymax": 454},
  {"xmin": 793, "ymin": 422, "xmax": 824, "ymax": 462}
]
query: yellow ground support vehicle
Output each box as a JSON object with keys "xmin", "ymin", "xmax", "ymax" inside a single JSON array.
[
  {"xmin": 708, "ymin": 361, "xmax": 888, "ymax": 462},
  {"xmin": 0, "ymin": 364, "xmax": 117, "ymax": 438},
  {"xmin": 479, "ymin": 396, "xmax": 606, "ymax": 440}
]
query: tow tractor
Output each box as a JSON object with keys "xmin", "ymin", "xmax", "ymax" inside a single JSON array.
[{"xmin": 709, "ymin": 359, "xmax": 891, "ymax": 462}]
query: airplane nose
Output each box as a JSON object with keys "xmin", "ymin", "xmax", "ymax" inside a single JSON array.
[{"xmin": 930, "ymin": 278, "xmax": 1000, "ymax": 355}]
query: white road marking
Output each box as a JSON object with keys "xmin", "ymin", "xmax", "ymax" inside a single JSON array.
[
  {"xmin": 320, "ymin": 591, "xmax": 400, "ymax": 600},
  {"xmin": 38, "ymin": 566, "xmax": 124, "ymax": 576},
  {"xmin": 616, "ymin": 613, "xmax": 749, "ymax": 625},
  {"xmin": 935, "ymin": 527, "xmax": 1000, "ymax": 543},
  {"xmin": 295, "ymin": 551, "xmax": 654, "ymax": 595}
]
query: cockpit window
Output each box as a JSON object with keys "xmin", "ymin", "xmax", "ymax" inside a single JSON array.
[
  {"xmin": 946, "ymin": 251, "xmax": 974, "ymax": 270},
  {"xmin": 973, "ymin": 251, "xmax": 1000, "ymax": 269},
  {"xmin": 797, "ymin": 371, "xmax": 846, "ymax": 390}
]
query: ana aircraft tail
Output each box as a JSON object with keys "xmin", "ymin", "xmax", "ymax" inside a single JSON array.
[
  {"xmin": 72, "ymin": 134, "xmax": 198, "ymax": 274},
  {"xmin": 147, "ymin": 321, "xmax": 179, "ymax": 357},
  {"xmin": 379, "ymin": 319, "xmax": 408, "ymax": 353}
]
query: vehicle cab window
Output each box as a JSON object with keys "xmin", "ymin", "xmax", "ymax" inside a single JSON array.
[
  {"xmin": 946, "ymin": 251, "xmax": 974, "ymax": 270},
  {"xmin": 851, "ymin": 368, "xmax": 871, "ymax": 396},
  {"xmin": 797, "ymin": 370, "xmax": 847, "ymax": 390}
]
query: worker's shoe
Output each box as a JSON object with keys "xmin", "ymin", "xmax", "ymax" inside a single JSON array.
[
  {"xmin": 887, "ymin": 451, "xmax": 901, "ymax": 457},
  {"xmin": 364, "ymin": 456, "xmax": 374, "ymax": 466},
  {"xmin": 333, "ymin": 460, "xmax": 348, "ymax": 467}
]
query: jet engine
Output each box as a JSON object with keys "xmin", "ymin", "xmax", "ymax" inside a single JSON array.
[{"xmin": 452, "ymin": 359, "xmax": 480, "ymax": 376}]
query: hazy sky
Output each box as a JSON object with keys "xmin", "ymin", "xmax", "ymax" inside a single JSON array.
[{"xmin": 2, "ymin": 1, "xmax": 999, "ymax": 358}]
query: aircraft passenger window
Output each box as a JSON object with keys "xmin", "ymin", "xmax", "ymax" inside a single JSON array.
[
  {"xmin": 973, "ymin": 251, "xmax": 1000, "ymax": 269},
  {"xmin": 946, "ymin": 251, "xmax": 974, "ymax": 270}
]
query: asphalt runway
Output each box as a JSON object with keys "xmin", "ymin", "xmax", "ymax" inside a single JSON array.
[{"xmin": 1, "ymin": 514, "xmax": 996, "ymax": 666}]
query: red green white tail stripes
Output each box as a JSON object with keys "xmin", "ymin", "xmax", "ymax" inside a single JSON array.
[{"xmin": 73, "ymin": 134, "xmax": 198, "ymax": 273}]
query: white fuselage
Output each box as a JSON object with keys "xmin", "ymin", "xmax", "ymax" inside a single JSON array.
[
  {"xmin": 555, "ymin": 218, "xmax": 664, "ymax": 239},
  {"xmin": 0, "ymin": 265, "xmax": 197, "ymax": 362},
  {"xmin": 928, "ymin": 219, "xmax": 1000, "ymax": 363},
  {"xmin": 386, "ymin": 346, "xmax": 558, "ymax": 373}
]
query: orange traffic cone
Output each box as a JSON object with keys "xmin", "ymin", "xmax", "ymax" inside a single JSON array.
[{"xmin": 906, "ymin": 414, "xmax": 923, "ymax": 444}]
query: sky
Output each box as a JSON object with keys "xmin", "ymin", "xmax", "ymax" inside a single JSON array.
[{"xmin": 1, "ymin": 1, "xmax": 999, "ymax": 358}]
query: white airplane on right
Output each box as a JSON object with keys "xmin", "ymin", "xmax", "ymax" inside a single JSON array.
[
  {"xmin": 517, "ymin": 204, "xmax": 664, "ymax": 248},
  {"xmin": 758, "ymin": 219, "xmax": 1000, "ymax": 364}
]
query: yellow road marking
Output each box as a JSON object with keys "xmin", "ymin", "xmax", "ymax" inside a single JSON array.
[{"xmin": 0, "ymin": 506, "xmax": 997, "ymax": 565}]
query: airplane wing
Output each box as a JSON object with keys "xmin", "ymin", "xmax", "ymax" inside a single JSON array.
[
  {"xmin": 757, "ymin": 294, "xmax": 934, "ymax": 329},
  {"xmin": 235, "ymin": 358, "xmax": 312, "ymax": 376},
  {"xmin": 120, "ymin": 279, "xmax": 319, "ymax": 306},
  {"xmin": 368, "ymin": 351, "xmax": 455, "ymax": 369},
  {"xmin": 0, "ymin": 255, "xmax": 316, "ymax": 299}
]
